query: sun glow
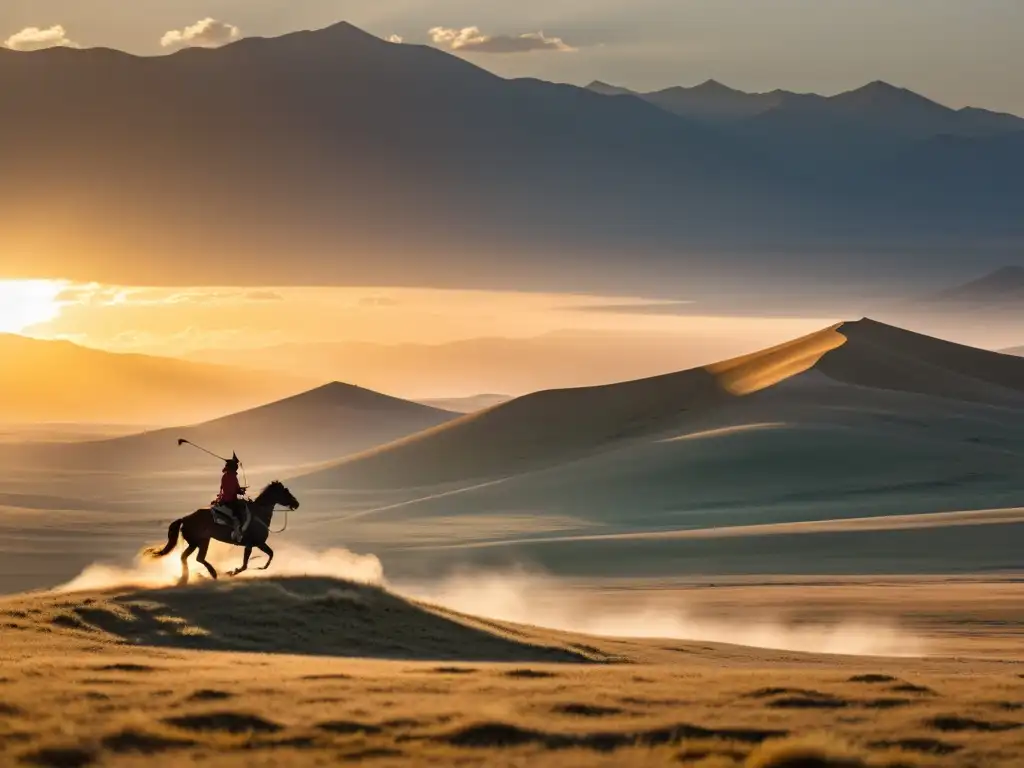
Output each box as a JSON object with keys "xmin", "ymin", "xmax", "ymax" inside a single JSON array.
[{"xmin": 0, "ymin": 280, "xmax": 66, "ymax": 334}]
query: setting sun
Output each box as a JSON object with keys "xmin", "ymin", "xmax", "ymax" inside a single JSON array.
[{"xmin": 0, "ymin": 280, "xmax": 65, "ymax": 334}]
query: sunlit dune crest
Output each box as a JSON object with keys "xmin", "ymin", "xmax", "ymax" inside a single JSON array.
[{"xmin": 706, "ymin": 323, "xmax": 847, "ymax": 395}]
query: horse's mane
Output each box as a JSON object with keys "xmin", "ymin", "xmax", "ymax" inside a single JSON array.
[{"xmin": 254, "ymin": 480, "xmax": 285, "ymax": 501}]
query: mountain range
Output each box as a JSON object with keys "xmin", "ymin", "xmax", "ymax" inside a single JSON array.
[
  {"xmin": 1, "ymin": 22, "xmax": 1022, "ymax": 293},
  {"xmin": 588, "ymin": 78, "xmax": 1024, "ymax": 137}
]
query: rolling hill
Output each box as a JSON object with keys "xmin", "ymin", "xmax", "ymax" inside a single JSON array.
[
  {"xmin": 0, "ymin": 334, "xmax": 312, "ymax": 425},
  {"xmin": 295, "ymin": 318, "xmax": 1024, "ymax": 491},
  {"xmin": 5, "ymin": 381, "xmax": 458, "ymax": 473},
  {"xmin": 290, "ymin": 320, "xmax": 1024, "ymax": 573}
]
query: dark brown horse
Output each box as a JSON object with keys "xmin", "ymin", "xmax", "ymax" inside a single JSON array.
[{"xmin": 145, "ymin": 481, "xmax": 300, "ymax": 585}]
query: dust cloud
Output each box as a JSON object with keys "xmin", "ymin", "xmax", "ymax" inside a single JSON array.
[
  {"xmin": 56, "ymin": 541, "xmax": 384, "ymax": 593},
  {"xmin": 395, "ymin": 568, "xmax": 928, "ymax": 658},
  {"xmin": 57, "ymin": 548, "xmax": 925, "ymax": 657}
]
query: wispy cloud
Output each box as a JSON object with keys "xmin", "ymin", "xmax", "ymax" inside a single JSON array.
[
  {"xmin": 55, "ymin": 285, "xmax": 126, "ymax": 306},
  {"xmin": 161, "ymin": 18, "xmax": 241, "ymax": 50},
  {"xmin": 55, "ymin": 285, "xmax": 284, "ymax": 307},
  {"xmin": 3, "ymin": 25, "xmax": 79, "ymax": 52},
  {"xmin": 428, "ymin": 26, "xmax": 575, "ymax": 54}
]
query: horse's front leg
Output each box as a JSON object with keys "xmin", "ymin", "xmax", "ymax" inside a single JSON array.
[
  {"xmin": 229, "ymin": 546, "xmax": 253, "ymax": 577},
  {"xmin": 256, "ymin": 542, "xmax": 274, "ymax": 571}
]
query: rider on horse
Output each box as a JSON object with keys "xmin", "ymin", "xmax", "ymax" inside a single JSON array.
[{"xmin": 212, "ymin": 454, "xmax": 249, "ymax": 542}]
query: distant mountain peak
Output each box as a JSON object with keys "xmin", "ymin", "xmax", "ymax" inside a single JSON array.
[
  {"xmin": 863, "ymin": 79, "xmax": 900, "ymax": 92},
  {"xmin": 834, "ymin": 80, "xmax": 946, "ymax": 112},
  {"xmin": 217, "ymin": 19, "xmax": 388, "ymax": 54},
  {"xmin": 261, "ymin": 380, "xmax": 453, "ymax": 414},
  {"xmin": 316, "ymin": 20, "xmax": 386, "ymax": 41},
  {"xmin": 586, "ymin": 80, "xmax": 636, "ymax": 96},
  {"xmin": 693, "ymin": 78, "xmax": 737, "ymax": 93}
]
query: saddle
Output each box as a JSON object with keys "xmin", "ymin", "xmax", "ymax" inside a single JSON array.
[{"xmin": 211, "ymin": 501, "xmax": 250, "ymax": 532}]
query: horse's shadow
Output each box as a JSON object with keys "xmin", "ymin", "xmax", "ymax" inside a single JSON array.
[{"xmin": 69, "ymin": 576, "xmax": 594, "ymax": 664}]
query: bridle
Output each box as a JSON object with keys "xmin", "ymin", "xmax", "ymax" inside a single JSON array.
[{"xmin": 245, "ymin": 488, "xmax": 298, "ymax": 535}]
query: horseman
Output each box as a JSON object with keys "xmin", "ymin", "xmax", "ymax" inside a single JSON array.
[{"xmin": 212, "ymin": 453, "xmax": 249, "ymax": 542}]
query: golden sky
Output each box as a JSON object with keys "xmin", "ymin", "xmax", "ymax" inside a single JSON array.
[{"xmin": 15, "ymin": 280, "xmax": 831, "ymax": 356}]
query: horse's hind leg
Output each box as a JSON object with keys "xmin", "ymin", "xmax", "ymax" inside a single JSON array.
[
  {"xmin": 178, "ymin": 544, "xmax": 196, "ymax": 586},
  {"xmin": 196, "ymin": 540, "xmax": 218, "ymax": 580},
  {"xmin": 229, "ymin": 547, "xmax": 252, "ymax": 577},
  {"xmin": 256, "ymin": 542, "xmax": 274, "ymax": 571}
]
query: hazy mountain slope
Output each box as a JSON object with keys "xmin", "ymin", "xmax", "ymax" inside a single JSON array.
[
  {"xmin": 586, "ymin": 79, "xmax": 1024, "ymax": 214},
  {"xmin": 924, "ymin": 266, "xmax": 1024, "ymax": 305},
  {"xmin": 0, "ymin": 334, "xmax": 311, "ymax": 425}
]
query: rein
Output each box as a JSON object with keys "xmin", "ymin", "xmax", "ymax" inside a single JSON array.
[{"xmin": 251, "ymin": 505, "xmax": 289, "ymax": 535}]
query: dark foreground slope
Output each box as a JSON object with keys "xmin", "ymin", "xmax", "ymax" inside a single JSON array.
[{"xmin": 34, "ymin": 576, "xmax": 590, "ymax": 662}]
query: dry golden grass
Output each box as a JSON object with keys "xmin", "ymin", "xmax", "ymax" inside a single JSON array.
[{"xmin": 2, "ymin": 576, "xmax": 1023, "ymax": 766}]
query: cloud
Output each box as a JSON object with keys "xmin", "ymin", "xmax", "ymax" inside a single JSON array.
[
  {"xmin": 161, "ymin": 18, "xmax": 241, "ymax": 50},
  {"xmin": 3, "ymin": 25, "xmax": 79, "ymax": 52},
  {"xmin": 55, "ymin": 284, "xmax": 126, "ymax": 306},
  {"xmin": 387, "ymin": 34, "xmax": 403, "ymax": 44},
  {"xmin": 428, "ymin": 26, "xmax": 575, "ymax": 54}
]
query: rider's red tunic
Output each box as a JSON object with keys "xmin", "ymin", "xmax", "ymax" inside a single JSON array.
[{"xmin": 216, "ymin": 470, "xmax": 242, "ymax": 504}]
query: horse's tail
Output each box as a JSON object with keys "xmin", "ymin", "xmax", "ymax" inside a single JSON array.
[{"xmin": 144, "ymin": 518, "xmax": 184, "ymax": 559}]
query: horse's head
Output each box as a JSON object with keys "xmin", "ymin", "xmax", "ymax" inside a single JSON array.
[{"xmin": 259, "ymin": 480, "xmax": 300, "ymax": 511}]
